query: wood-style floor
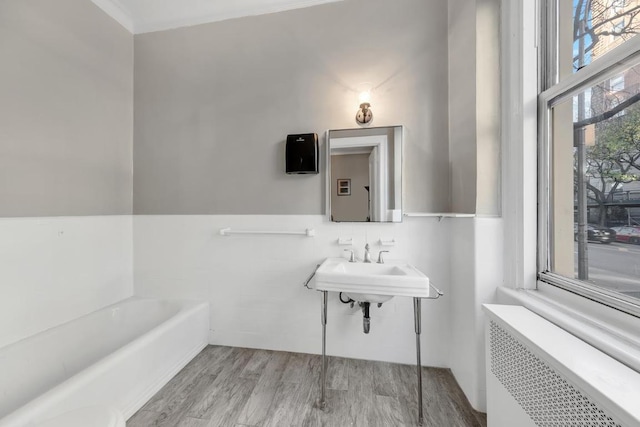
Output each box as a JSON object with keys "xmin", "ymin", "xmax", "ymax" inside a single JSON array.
[{"xmin": 128, "ymin": 345, "xmax": 487, "ymax": 427}]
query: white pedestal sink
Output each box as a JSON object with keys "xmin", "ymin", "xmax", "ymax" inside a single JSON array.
[
  {"xmin": 309, "ymin": 257, "xmax": 441, "ymax": 426},
  {"xmin": 313, "ymin": 257, "xmax": 433, "ymax": 302}
]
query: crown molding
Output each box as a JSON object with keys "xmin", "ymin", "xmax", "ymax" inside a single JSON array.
[
  {"xmin": 91, "ymin": 0, "xmax": 135, "ymax": 33},
  {"xmin": 92, "ymin": 0, "xmax": 342, "ymax": 35}
]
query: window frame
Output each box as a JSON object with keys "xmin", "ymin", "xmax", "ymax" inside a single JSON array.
[
  {"xmin": 538, "ymin": 1, "xmax": 640, "ymax": 319},
  {"xmin": 610, "ymin": 74, "xmax": 625, "ymax": 91}
]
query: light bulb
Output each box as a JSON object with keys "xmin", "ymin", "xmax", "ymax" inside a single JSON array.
[{"xmin": 359, "ymin": 91, "xmax": 371, "ymax": 104}]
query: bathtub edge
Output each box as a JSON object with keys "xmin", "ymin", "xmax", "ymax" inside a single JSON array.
[{"xmin": 122, "ymin": 340, "xmax": 207, "ymax": 419}]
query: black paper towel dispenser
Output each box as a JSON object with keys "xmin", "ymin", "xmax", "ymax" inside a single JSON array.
[{"xmin": 285, "ymin": 133, "xmax": 319, "ymax": 174}]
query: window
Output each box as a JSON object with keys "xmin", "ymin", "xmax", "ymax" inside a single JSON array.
[
  {"xmin": 613, "ymin": 19, "xmax": 626, "ymax": 37},
  {"xmin": 610, "ymin": 74, "xmax": 625, "ymax": 91},
  {"xmin": 540, "ymin": 0, "xmax": 640, "ymax": 315},
  {"xmin": 572, "ymin": 0, "xmax": 640, "ymax": 72},
  {"xmin": 613, "ymin": 0, "xmax": 626, "ymax": 13}
]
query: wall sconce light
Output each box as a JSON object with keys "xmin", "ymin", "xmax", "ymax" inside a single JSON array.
[{"xmin": 356, "ymin": 91, "xmax": 373, "ymax": 125}]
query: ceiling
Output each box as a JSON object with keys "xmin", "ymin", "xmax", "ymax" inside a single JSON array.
[{"xmin": 91, "ymin": 0, "xmax": 343, "ymax": 34}]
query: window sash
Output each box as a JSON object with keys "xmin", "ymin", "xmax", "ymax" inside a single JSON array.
[{"xmin": 538, "ymin": 17, "xmax": 640, "ymax": 319}]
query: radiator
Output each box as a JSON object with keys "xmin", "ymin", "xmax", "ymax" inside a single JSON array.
[{"xmin": 483, "ymin": 304, "xmax": 640, "ymax": 427}]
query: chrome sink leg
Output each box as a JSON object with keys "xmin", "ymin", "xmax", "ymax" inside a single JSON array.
[
  {"xmin": 319, "ymin": 290, "xmax": 328, "ymax": 410},
  {"xmin": 414, "ymin": 297, "xmax": 424, "ymax": 426}
]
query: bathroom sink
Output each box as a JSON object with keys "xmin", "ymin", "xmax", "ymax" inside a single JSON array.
[{"xmin": 313, "ymin": 257, "xmax": 432, "ymax": 302}]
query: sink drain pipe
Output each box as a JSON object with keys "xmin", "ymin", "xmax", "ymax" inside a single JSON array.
[
  {"xmin": 339, "ymin": 294, "xmax": 377, "ymax": 334},
  {"xmin": 360, "ymin": 302, "xmax": 370, "ymax": 334}
]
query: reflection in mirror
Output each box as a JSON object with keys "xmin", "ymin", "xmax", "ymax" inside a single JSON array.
[{"xmin": 328, "ymin": 126, "xmax": 402, "ymax": 222}]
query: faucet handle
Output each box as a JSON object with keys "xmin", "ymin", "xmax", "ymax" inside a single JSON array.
[
  {"xmin": 377, "ymin": 250, "xmax": 390, "ymax": 264},
  {"xmin": 344, "ymin": 249, "xmax": 356, "ymax": 262}
]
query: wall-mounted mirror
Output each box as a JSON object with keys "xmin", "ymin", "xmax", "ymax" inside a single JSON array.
[{"xmin": 327, "ymin": 126, "xmax": 402, "ymax": 222}]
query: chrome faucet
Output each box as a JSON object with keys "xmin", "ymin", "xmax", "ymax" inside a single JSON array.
[
  {"xmin": 363, "ymin": 244, "xmax": 372, "ymax": 263},
  {"xmin": 344, "ymin": 249, "xmax": 356, "ymax": 262},
  {"xmin": 377, "ymin": 250, "xmax": 389, "ymax": 264}
]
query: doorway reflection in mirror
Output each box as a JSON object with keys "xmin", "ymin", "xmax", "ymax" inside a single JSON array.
[{"xmin": 328, "ymin": 126, "xmax": 402, "ymax": 223}]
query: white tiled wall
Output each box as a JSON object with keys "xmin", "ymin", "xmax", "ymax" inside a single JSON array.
[
  {"xmin": 133, "ymin": 215, "xmax": 453, "ymax": 366},
  {"xmin": 0, "ymin": 216, "xmax": 134, "ymax": 348},
  {"xmin": 449, "ymin": 216, "xmax": 503, "ymax": 412},
  {"xmin": 0, "ymin": 213, "xmax": 497, "ymax": 409}
]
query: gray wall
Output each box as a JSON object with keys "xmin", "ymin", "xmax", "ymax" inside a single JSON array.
[
  {"xmin": 133, "ymin": 0, "xmax": 450, "ymax": 214},
  {"xmin": 448, "ymin": 0, "xmax": 478, "ymax": 214},
  {"xmin": 447, "ymin": 0, "xmax": 501, "ymax": 215},
  {"xmin": 475, "ymin": 0, "xmax": 501, "ymax": 216},
  {"xmin": 0, "ymin": 0, "xmax": 133, "ymax": 216}
]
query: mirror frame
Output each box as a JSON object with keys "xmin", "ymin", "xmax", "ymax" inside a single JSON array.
[{"xmin": 326, "ymin": 125, "xmax": 403, "ymax": 223}]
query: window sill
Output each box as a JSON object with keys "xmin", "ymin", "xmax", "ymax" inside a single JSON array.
[{"xmin": 496, "ymin": 285, "xmax": 640, "ymax": 373}]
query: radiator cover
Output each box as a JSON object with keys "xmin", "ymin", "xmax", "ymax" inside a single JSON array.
[
  {"xmin": 490, "ymin": 321, "xmax": 620, "ymax": 426},
  {"xmin": 484, "ymin": 304, "xmax": 640, "ymax": 427}
]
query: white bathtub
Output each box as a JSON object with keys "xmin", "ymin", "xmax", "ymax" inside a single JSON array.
[{"xmin": 0, "ymin": 297, "xmax": 209, "ymax": 427}]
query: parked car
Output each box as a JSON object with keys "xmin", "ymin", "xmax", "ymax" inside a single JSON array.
[
  {"xmin": 574, "ymin": 224, "xmax": 616, "ymax": 244},
  {"xmin": 610, "ymin": 226, "xmax": 640, "ymax": 244}
]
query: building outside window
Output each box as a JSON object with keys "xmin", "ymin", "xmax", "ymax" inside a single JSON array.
[
  {"xmin": 539, "ymin": 0, "xmax": 640, "ymax": 312},
  {"xmin": 613, "ymin": 0, "xmax": 627, "ymax": 13},
  {"xmin": 610, "ymin": 74, "xmax": 625, "ymax": 90}
]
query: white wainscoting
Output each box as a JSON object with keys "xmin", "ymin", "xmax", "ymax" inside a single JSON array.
[
  {"xmin": 0, "ymin": 216, "xmax": 134, "ymax": 348},
  {"xmin": 133, "ymin": 215, "xmax": 453, "ymax": 367}
]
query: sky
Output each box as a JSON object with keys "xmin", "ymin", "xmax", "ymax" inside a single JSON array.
[{"xmin": 573, "ymin": 0, "xmax": 594, "ymax": 69}]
